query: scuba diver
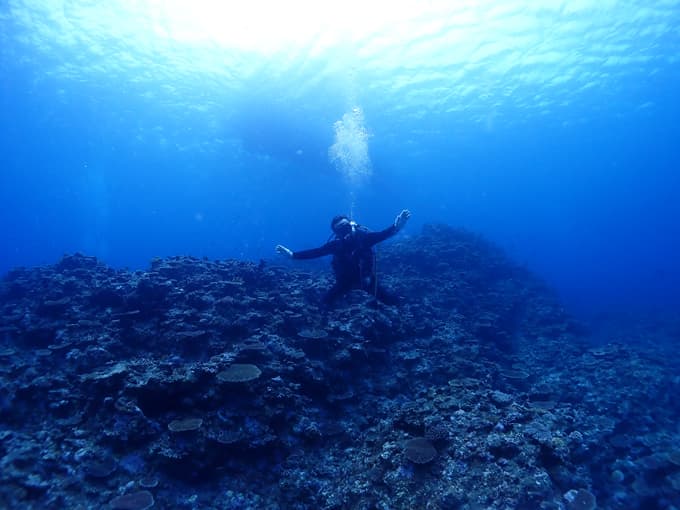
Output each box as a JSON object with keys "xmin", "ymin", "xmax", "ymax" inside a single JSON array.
[{"xmin": 276, "ymin": 209, "xmax": 411, "ymax": 305}]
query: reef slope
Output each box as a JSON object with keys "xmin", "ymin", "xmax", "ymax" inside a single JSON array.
[{"xmin": 0, "ymin": 225, "xmax": 678, "ymax": 509}]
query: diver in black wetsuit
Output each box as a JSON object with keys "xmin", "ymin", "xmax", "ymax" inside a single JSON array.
[{"xmin": 276, "ymin": 210, "xmax": 411, "ymax": 305}]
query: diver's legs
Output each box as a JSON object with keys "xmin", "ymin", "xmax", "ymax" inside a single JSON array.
[
  {"xmin": 363, "ymin": 275, "xmax": 400, "ymax": 305},
  {"xmin": 322, "ymin": 278, "xmax": 353, "ymax": 306},
  {"xmin": 375, "ymin": 284, "xmax": 400, "ymax": 305}
]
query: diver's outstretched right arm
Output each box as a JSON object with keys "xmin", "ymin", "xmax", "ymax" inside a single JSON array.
[
  {"xmin": 275, "ymin": 245, "xmax": 294, "ymax": 258},
  {"xmin": 277, "ymin": 242, "xmax": 336, "ymax": 260}
]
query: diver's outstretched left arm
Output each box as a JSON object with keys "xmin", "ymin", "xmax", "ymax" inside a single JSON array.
[
  {"xmin": 365, "ymin": 209, "xmax": 412, "ymax": 246},
  {"xmin": 394, "ymin": 209, "xmax": 411, "ymax": 231}
]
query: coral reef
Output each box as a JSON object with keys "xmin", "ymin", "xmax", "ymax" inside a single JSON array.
[{"xmin": 0, "ymin": 225, "xmax": 678, "ymax": 509}]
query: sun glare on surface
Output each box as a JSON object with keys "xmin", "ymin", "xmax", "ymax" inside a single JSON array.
[
  {"xmin": 144, "ymin": 0, "xmax": 426, "ymax": 54},
  {"xmin": 5, "ymin": 0, "xmax": 670, "ymax": 134}
]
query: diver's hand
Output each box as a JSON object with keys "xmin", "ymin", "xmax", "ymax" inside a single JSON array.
[
  {"xmin": 394, "ymin": 209, "xmax": 411, "ymax": 231},
  {"xmin": 276, "ymin": 245, "xmax": 294, "ymax": 258}
]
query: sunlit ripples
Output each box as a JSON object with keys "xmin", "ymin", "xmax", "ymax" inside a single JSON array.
[{"xmin": 1, "ymin": 0, "xmax": 678, "ymax": 152}]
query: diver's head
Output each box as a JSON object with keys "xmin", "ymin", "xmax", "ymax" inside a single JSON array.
[{"xmin": 331, "ymin": 215, "xmax": 357, "ymax": 238}]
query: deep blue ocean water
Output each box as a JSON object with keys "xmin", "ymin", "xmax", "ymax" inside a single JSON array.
[{"xmin": 1, "ymin": 0, "xmax": 679, "ymax": 320}]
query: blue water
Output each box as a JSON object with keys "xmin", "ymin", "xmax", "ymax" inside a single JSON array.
[{"xmin": 1, "ymin": 1, "xmax": 679, "ymax": 319}]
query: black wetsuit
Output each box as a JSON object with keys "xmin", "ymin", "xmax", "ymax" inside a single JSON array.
[{"xmin": 293, "ymin": 224, "xmax": 399, "ymax": 305}]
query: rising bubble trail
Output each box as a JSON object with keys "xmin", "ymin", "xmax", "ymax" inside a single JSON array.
[{"xmin": 329, "ymin": 107, "xmax": 372, "ymax": 188}]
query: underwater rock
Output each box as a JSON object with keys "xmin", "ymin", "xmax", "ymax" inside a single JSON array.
[
  {"xmin": 167, "ymin": 418, "xmax": 203, "ymax": 432},
  {"xmin": 216, "ymin": 364, "xmax": 262, "ymax": 382},
  {"xmin": 83, "ymin": 457, "xmax": 117, "ymax": 478},
  {"xmin": 564, "ymin": 488, "xmax": 596, "ymax": 510},
  {"xmin": 0, "ymin": 225, "xmax": 677, "ymax": 509},
  {"xmin": 403, "ymin": 437, "xmax": 437, "ymax": 464},
  {"xmin": 109, "ymin": 490, "xmax": 155, "ymax": 510}
]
